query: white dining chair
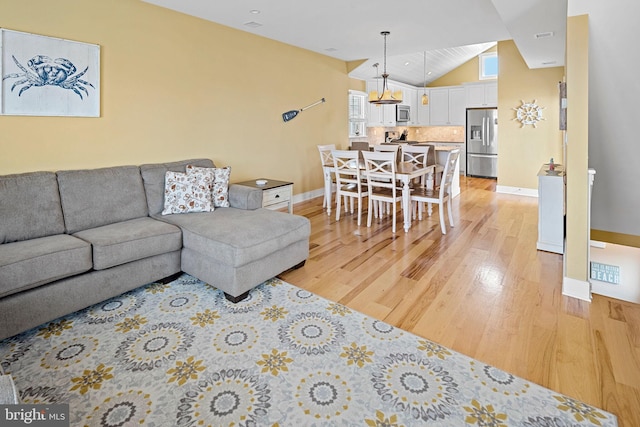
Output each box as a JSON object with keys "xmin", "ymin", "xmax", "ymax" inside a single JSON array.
[
  {"xmin": 317, "ymin": 144, "xmax": 336, "ymax": 210},
  {"xmin": 401, "ymin": 144, "xmax": 431, "ymax": 185},
  {"xmin": 332, "ymin": 149, "xmax": 367, "ymax": 226},
  {"xmin": 410, "ymin": 149, "xmax": 460, "ymax": 234},
  {"xmin": 362, "ymin": 150, "xmax": 403, "ymax": 233},
  {"xmin": 373, "ymin": 144, "xmax": 401, "ymax": 156}
]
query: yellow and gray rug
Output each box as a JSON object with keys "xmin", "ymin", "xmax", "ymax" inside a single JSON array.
[{"xmin": 0, "ymin": 274, "xmax": 617, "ymax": 426}]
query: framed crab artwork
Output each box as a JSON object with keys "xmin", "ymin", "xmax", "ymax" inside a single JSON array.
[{"xmin": 1, "ymin": 29, "xmax": 100, "ymax": 117}]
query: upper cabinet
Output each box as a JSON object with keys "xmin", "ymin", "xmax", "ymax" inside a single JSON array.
[
  {"xmin": 365, "ymin": 80, "xmax": 417, "ymax": 127},
  {"xmin": 416, "ymin": 88, "xmax": 430, "ymax": 126},
  {"xmin": 464, "ymin": 82, "xmax": 497, "ymax": 108},
  {"xmin": 429, "ymin": 86, "xmax": 465, "ymax": 126},
  {"xmin": 402, "ymin": 87, "xmax": 418, "ymax": 126},
  {"xmin": 362, "ymin": 80, "xmax": 468, "ymax": 126}
]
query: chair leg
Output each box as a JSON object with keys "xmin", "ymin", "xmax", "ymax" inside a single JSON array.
[
  {"xmin": 391, "ymin": 202, "xmax": 396, "ymax": 233},
  {"xmin": 357, "ymin": 197, "xmax": 362, "ymax": 226},
  {"xmin": 367, "ymin": 198, "xmax": 373, "ymax": 227},
  {"xmin": 336, "ymin": 193, "xmax": 342, "ymax": 221},
  {"xmin": 439, "ymin": 202, "xmax": 446, "ymax": 234},
  {"xmin": 447, "ymin": 197, "xmax": 454, "ymax": 228}
]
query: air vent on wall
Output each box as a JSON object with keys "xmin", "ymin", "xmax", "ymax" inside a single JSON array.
[{"xmin": 535, "ymin": 31, "xmax": 554, "ymax": 39}]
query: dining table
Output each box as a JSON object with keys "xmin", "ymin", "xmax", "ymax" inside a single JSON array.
[{"xmin": 322, "ymin": 159, "xmax": 435, "ymax": 232}]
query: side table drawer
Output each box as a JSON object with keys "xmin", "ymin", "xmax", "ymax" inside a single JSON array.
[{"xmin": 263, "ymin": 186, "xmax": 291, "ymax": 206}]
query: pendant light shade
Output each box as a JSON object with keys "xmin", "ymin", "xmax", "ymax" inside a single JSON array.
[
  {"xmin": 369, "ymin": 31, "xmax": 402, "ymax": 105},
  {"xmin": 421, "ymin": 51, "xmax": 429, "ymax": 105}
]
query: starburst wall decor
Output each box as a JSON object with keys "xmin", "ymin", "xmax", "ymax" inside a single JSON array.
[{"xmin": 513, "ymin": 99, "xmax": 545, "ymax": 128}]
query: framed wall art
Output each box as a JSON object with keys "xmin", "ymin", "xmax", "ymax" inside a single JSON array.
[{"xmin": 1, "ymin": 29, "xmax": 100, "ymax": 117}]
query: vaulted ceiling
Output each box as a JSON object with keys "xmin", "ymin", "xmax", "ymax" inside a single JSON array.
[{"xmin": 142, "ymin": 0, "xmax": 567, "ymax": 86}]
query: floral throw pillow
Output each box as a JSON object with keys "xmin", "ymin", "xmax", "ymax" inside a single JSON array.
[
  {"xmin": 186, "ymin": 165, "xmax": 231, "ymax": 208},
  {"xmin": 161, "ymin": 171, "xmax": 214, "ymax": 215}
]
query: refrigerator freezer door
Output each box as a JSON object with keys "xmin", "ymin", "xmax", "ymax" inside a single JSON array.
[
  {"xmin": 485, "ymin": 109, "xmax": 498, "ymax": 155},
  {"xmin": 466, "ymin": 109, "xmax": 487, "ymax": 154},
  {"xmin": 467, "ymin": 153, "xmax": 497, "ymax": 178}
]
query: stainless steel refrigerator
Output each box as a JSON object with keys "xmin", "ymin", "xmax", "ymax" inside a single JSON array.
[{"xmin": 466, "ymin": 108, "xmax": 498, "ymax": 178}]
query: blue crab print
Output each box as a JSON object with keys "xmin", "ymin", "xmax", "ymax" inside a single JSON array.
[{"xmin": 2, "ymin": 54, "xmax": 95, "ymax": 99}]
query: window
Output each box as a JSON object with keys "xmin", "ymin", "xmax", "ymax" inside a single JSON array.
[
  {"xmin": 348, "ymin": 90, "xmax": 367, "ymax": 138},
  {"xmin": 479, "ymin": 52, "xmax": 498, "ymax": 80}
]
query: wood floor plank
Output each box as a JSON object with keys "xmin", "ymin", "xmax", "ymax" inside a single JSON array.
[{"xmin": 279, "ymin": 176, "xmax": 640, "ymax": 427}]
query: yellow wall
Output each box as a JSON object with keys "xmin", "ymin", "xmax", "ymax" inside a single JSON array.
[
  {"xmin": 565, "ymin": 15, "xmax": 590, "ymax": 282},
  {"xmin": 429, "ymin": 45, "xmax": 497, "ymax": 87},
  {"xmin": 0, "ymin": 0, "xmax": 350, "ymax": 195},
  {"xmin": 497, "ymin": 41, "xmax": 564, "ymax": 189}
]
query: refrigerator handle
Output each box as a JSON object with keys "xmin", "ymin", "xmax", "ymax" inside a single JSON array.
[
  {"xmin": 486, "ymin": 116, "xmax": 490, "ymax": 147},
  {"xmin": 482, "ymin": 117, "xmax": 486, "ymax": 146}
]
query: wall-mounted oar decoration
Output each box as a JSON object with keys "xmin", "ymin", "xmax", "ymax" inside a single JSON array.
[{"xmin": 282, "ymin": 98, "xmax": 326, "ymax": 122}]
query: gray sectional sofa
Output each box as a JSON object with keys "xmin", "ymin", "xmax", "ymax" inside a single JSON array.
[{"xmin": 0, "ymin": 159, "xmax": 310, "ymax": 340}]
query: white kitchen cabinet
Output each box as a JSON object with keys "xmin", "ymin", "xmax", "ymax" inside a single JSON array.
[
  {"xmin": 366, "ymin": 80, "xmax": 394, "ymax": 126},
  {"xmin": 537, "ymin": 164, "xmax": 565, "ymax": 254},
  {"xmin": 429, "ymin": 86, "xmax": 465, "ymax": 126},
  {"xmin": 366, "ymin": 80, "xmax": 412, "ymax": 127},
  {"xmin": 416, "ymin": 88, "xmax": 430, "ymax": 125},
  {"xmin": 402, "ymin": 87, "xmax": 418, "ymax": 126},
  {"xmin": 464, "ymin": 82, "xmax": 497, "ymax": 108},
  {"xmin": 448, "ymin": 87, "xmax": 465, "ymax": 125}
]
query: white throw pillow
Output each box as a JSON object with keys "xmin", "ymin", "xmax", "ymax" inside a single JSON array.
[
  {"xmin": 161, "ymin": 171, "xmax": 214, "ymax": 215},
  {"xmin": 186, "ymin": 165, "xmax": 231, "ymax": 208}
]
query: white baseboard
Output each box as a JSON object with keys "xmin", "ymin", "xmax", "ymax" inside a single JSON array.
[
  {"xmin": 496, "ymin": 185, "xmax": 538, "ymax": 197},
  {"xmin": 562, "ymin": 276, "xmax": 592, "ymax": 301},
  {"xmin": 293, "ymin": 188, "xmax": 325, "ymax": 205}
]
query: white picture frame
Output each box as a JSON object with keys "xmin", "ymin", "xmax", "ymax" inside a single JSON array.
[{"xmin": 0, "ymin": 29, "xmax": 100, "ymax": 117}]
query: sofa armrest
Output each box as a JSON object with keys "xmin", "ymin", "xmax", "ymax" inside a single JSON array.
[{"xmin": 228, "ymin": 184, "xmax": 262, "ymax": 210}]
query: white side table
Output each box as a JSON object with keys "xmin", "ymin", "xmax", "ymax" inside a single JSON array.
[
  {"xmin": 236, "ymin": 179, "xmax": 293, "ymax": 213},
  {"xmin": 537, "ymin": 164, "xmax": 565, "ymax": 254}
]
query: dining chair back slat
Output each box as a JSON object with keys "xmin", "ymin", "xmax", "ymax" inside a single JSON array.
[
  {"xmin": 410, "ymin": 149, "xmax": 460, "ymax": 234},
  {"xmin": 332, "ymin": 149, "xmax": 366, "ymax": 226},
  {"xmin": 362, "ymin": 150, "xmax": 403, "ymax": 233}
]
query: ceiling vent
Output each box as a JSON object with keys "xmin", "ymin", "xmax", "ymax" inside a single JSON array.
[{"xmin": 534, "ymin": 31, "xmax": 554, "ymax": 39}]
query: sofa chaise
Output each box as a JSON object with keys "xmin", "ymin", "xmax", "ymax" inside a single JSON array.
[{"xmin": 0, "ymin": 158, "xmax": 310, "ymax": 340}]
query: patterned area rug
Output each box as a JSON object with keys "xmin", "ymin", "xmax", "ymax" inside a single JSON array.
[{"xmin": 1, "ymin": 274, "xmax": 617, "ymax": 426}]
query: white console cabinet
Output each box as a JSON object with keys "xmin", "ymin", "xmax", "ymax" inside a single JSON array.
[{"xmin": 537, "ymin": 164, "xmax": 565, "ymax": 254}]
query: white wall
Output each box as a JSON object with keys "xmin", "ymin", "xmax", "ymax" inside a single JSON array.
[{"xmin": 568, "ymin": 1, "xmax": 640, "ymax": 236}]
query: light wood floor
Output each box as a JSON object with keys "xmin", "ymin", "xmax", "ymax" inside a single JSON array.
[{"xmin": 280, "ymin": 176, "xmax": 640, "ymax": 427}]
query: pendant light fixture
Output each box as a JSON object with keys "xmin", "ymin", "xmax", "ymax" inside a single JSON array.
[
  {"xmin": 421, "ymin": 51, "xmax": 429, "ymax": 105},
  {"xmin": 368, "ymin": 31, "xmax": 403, "ymax": 104}
]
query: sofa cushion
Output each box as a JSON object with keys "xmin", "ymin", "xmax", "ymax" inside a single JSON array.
[
  {"xmin": 73, "ymin": 217, "xmax": 183, "ymax": 270},
  {"xmin": 162, "ymin": 171, "xmax": 214, "ymax": 215},
  {"xmin": 160, "ymin": 207, "xmax": 310, "ymax": 267},
  {"xmin": 0, "ymin": 234, "xmax": 92, "ymax": 298},
  {"xmin": 140, "ymin": 159, "xmax": 215, "ymax": 217},
  {"xmin": 0, "ymin": 172, "xmax": 65, "ymax": 243},
  {"xmin": 186, "ymin": 165, "xmax": 231, "ymax": 208},
  {"xmin": 57, "ymin": 166, "xmax": 149, "ymax": 234}
]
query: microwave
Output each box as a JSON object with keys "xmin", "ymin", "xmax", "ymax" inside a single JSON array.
[{"xmin": 396, "ymin": 105, "xmax": 410, "ymax": 122}]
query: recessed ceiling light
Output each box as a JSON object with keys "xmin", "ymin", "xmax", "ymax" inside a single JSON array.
[
  {"xmin": 244, "ymin": 21, "xmax": 263, "ymax": 28},
  {"xmin": 542, "ymin": 61, "xmax": 557, "ymax": 65},
  {"xmin": 249, "ymin": 9, "xmax": 260, "ymax": 14},
  {"xmin": 404, "ymin": 61, "xmax": 410, "ymax": 66},
  {"xmin": 325, "ymin": 47, "xmax": 338, "ymax": 52}
]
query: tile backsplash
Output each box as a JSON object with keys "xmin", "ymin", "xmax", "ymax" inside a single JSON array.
[{"xmin": 360, "ymin": 126, "xmax": 465, "ymax": 145}]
